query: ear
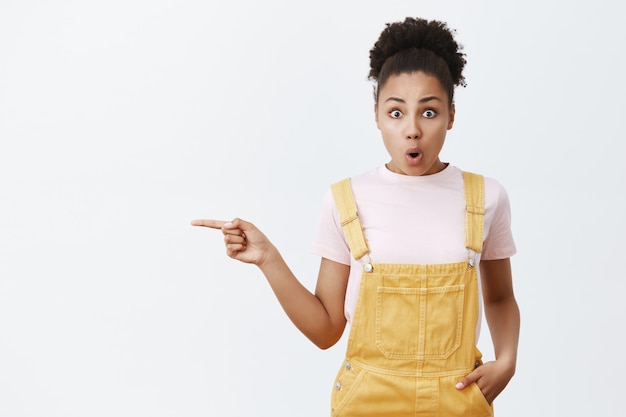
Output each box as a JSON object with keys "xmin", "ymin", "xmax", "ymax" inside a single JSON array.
[{"xmin": 447, "ymin": 104, "xmax": 456, "ymax": 130}]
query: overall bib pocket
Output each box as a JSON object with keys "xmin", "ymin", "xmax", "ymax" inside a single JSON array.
[{"xmin": 375, "ymin": 285, "xmax": 465, "ymax": 360}]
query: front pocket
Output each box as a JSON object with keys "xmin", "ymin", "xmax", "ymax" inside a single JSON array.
[
  {"xmin": 438, "ymin": 376, "xmax": 494, "ymax": 417},
  {"xmin": 468, "ymin": 381, "xmax": 493, "ymax": 412},
  {"xmin": 375, "ymin": 285, "xmax": 465, "ymax": 360}
]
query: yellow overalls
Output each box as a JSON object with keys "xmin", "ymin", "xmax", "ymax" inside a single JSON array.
[{"xmin": 329, "ymin": 172, "xmax": 493, "ymax": 417}]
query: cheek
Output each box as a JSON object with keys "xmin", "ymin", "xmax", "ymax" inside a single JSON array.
[
  {"xmin": 380, "ymin": 126, "xmax": 399, "ymax": 144},
  {"xmin": 380, "ymin": 132, "xmax": 396, "ymax": 150}
]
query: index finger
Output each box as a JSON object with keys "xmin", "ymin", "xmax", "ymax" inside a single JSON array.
[{"xmin": 190, "ymin": 219, "xmax": 228, "ymax": 229}]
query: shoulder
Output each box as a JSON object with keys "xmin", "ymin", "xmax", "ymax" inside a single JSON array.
[
  {"xmin": 460, "ymin": 169, "xmax": 510, "ymax": 205},
  {"xmin": 329, "ymin": 166, "xmax": 384, "ymax": 196},
  {"xmin": 321, "ymin": 166, "xmax": 380, "ymax": 215},
  {"xmin": 483, "ymin": 175, "xmax": 512, "ymax": 210}
]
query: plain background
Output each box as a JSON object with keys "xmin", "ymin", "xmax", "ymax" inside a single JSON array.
[{"xmin": 1, "ymin": 0, "xmax": 624, "ymax": 416}]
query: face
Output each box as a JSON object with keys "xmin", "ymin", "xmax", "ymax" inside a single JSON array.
[{"xmin": 375, "ymin": 71, "xmax": 455, "ymax": 176}]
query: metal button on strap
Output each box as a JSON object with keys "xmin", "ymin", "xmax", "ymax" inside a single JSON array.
[
  {"xmin": 335, "ymin": 381, "xmax": 342, "ymax": 390},
  {"xmin": 345, "ymin": 362, "xmax": 351, "ymax": 370},
  {"xmin": 364, "ymin": 263, "xmax": 373, "ymax": 273},
  {"xmin": 468, "ymin": 259, "xmax": 476, "ymax": 267}
]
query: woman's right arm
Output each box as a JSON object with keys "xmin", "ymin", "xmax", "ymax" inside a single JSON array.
[{"xmin": 191, "ymin": 218, "xmax": 350, "ymax": 349}]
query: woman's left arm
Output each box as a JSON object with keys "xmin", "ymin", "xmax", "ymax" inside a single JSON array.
[{"xmin": 455, "ymin": 257, "xmax": 520, "ymax": 404}]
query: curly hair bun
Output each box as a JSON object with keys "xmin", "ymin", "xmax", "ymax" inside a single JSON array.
[{"xmin": 369, "ymin": 17, "xmax": 466, "ymax": 87}]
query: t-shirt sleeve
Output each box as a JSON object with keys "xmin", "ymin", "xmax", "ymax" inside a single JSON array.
[
  {"xmin": 310, "ymin": 188, "xmax": 352, "ymax": 266},
  {"xmin": 482, "ymin": 180, "xmax": 517, "ymax": 260}
]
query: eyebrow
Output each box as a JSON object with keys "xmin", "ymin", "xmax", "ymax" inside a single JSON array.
[{"xmin": 384, "ymin": 96, "xmax": 442, "ymax": 104}]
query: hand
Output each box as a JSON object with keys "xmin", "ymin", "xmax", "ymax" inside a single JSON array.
[
  {"xmin": 454, "ymin": 359, "xmax": 515, "ymax": 404},
  {"xmin": 191, "ymin": 218, "xmax": 275, "ymax": 266}
]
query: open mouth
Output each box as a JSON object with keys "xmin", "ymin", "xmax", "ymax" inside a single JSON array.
[{"xmin": 406, "ymin": 151, "xmax": 422, "ymax": 165}]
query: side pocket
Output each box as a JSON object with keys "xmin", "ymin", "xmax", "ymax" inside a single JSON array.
[{"xmin": 330, "ymin": 360, "xmax": 366, "ymax": 417}]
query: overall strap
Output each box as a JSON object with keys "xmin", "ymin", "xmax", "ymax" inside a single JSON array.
[
  {"xmin": 330, "ymin": 178, "xmax": 370, "ymax": 260},
  {"xmin": 331, "ymin": 173, "xmax": 484, "ymax": 259},
  {"xmin": 462, "ymin": 171, "xmax": 485, "ymax": 253}
]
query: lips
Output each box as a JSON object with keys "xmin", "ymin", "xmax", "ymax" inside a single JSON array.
[{"xmin": 405, "ymin": 148, "xmax": 422, "ymax": 165}]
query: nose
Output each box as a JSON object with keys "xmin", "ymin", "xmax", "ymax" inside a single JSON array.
[{"xmin": 406, "ymin": 116, "xmax": 421, "ymax": 140}]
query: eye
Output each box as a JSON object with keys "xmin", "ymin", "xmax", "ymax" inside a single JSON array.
[
  {"xmin": 390, "ymin": 109, "xmax": 403, "ymax": 119},
  {"xmin": 423, "ymin": 109, "xmax": 437, "ymax": 118}
]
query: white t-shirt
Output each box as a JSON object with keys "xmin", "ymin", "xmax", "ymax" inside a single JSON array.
[{"xmin": 311, "ymin": 164, "xmax": 516, "ymax": 325}]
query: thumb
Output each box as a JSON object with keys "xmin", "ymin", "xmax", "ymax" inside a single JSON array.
[{"xmin": 455, "ymin": 368, "xmax": 480, "ymax": 390}]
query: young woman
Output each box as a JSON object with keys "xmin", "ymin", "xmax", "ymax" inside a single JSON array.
[{"xmin": 193, "ymin": 17, "xmax": 520, "ymax": 416}]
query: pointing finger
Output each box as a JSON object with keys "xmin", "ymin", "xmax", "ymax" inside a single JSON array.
[{"xmin": 190, "ymin": 219, "xmax": 228, "ymax": 229}]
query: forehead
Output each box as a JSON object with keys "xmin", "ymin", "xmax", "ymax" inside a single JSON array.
[{"xmin": 378, "ymin": 72, "xmax": 447, "ymax": 102}]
